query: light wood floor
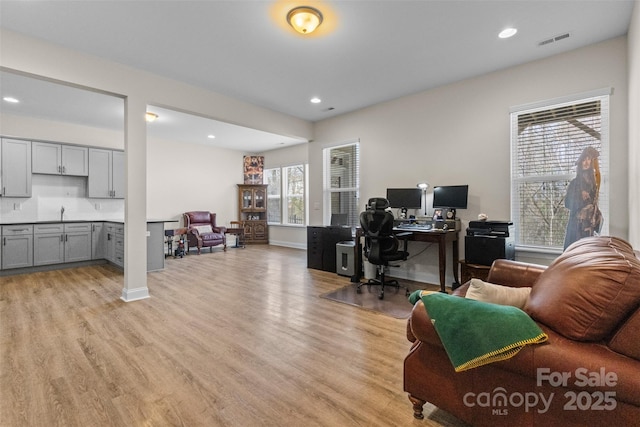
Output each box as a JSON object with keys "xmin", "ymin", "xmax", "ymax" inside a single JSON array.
[{"xmin": 1, "ymin": 245, "xmax": 467, "ymax": 427}]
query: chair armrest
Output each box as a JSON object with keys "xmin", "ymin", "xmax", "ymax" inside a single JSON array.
[{"xmin": 213, "ymin": 226, "xmax": 227, "ymax": 234}]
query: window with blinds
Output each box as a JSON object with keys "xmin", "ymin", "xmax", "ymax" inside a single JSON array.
[
  {"xmin": 265, "ymin": 168, "xmax": 281, "ymax": 223},
  {"xmin": 511, "ymin": 95, "xmax": 609, "ymax": 251},
  {"xmin": 265, "ymin": 164, "xmax": 307, "ymax": 225},
  {"xmin": 324, "ymin": 142, "xmax": 360, "ymax": 227}
]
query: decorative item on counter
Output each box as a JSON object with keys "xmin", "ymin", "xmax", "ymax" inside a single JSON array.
[{"xmin": 478, "ymin": 213, "xmax": 488, "ymax": 221}]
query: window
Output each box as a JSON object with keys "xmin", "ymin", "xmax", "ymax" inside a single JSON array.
[
  {"xmin": 324, "ymin": 142, "xmax": 360, "ymax": 227},
  {"xmin": 265, "ymin": 164, "xmax": 307, "ymax": 225},
  {"xmin": 511, "ymin": 92, "xmax": 609, "ymax": 251}
]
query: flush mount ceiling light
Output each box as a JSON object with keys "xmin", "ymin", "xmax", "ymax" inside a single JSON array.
[
  {"xmin": 3, "ymin": 96, "xmax": 19, "ymax": 103},
  {"xmin": 287, "ymin": 6, "xmax": 323, "ymax": 34},
  {"xmin": 310, "ymin": 97, "xmax": 322, "ymax": 104},
  {"xmin": 145, "ymin": 112, "xmax": 158, "ymax": 122},
  {"xmin": 499, "ymin": 27, "xmax": 518, "ymax": 39}
]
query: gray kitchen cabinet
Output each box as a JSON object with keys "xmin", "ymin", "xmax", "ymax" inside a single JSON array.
[
  {"xmin": 32, "ymin": 142, "xmax": 89, "ymax": 176},
  {"xmin": 112, "ymin": 151, "xmax": 125, "ymax": 198},
  {"xmin": 2, "ymin": 225, "xmax": 34, "ymax": 269},
  {"xmin": 88, "ymin": 148, "xmax": 124, "ymax": 198},
  {"xmin": 34, "ymin": 223, "xmax": 65, "ymax": 266},
  {"xmin": 146, "ymin": 222, "xmax": 164, "ymax": 272},
  {"xmin": 1, "ymin": 138, "xmax": 32, "ymax": 197},
  {"xmin": 91, "ymin": 222, "xmax": 105, "ymax": 260},
  {"xmin": 64, "ymin": 223, "xmax": 92, "ymax": 263},
  {"xmin": 33, "ymin": 222, "xmax": 91, "ymax": 265},
  {"xmin": 104, "ymin": 222, "xmax": 124, "ymax": 266}
]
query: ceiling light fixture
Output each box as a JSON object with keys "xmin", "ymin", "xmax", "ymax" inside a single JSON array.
[
  {"xmin": 3, "ymin": 96, "xmax": 19, "ymax": 103},
  {"xmin": 310, "ymin": 97, "xmax": 322, "ymax": 104},
  {"xmin": 207, "ymin": 134, "xmax": 216, "ymax": 139},
  {"xmin": 287, "ymin": 6, "xmax": 323, "ymax": 34},
  {"xmin": 499, "ymin": 28, "xmax": 518, "ymax": 39},
  {"xmin": 145, "ymin": 112, "xmax": 158, "ymax": 122}
]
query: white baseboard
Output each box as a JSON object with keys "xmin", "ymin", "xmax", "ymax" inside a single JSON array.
[{"xmin": 121, "ymin": 286, "xmax": 150, "ymax": 302}]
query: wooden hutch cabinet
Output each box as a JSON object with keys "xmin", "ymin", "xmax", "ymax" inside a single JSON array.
[{"xmin": 237, "ymin": 184, "xmax": 268, "ymax": 244}]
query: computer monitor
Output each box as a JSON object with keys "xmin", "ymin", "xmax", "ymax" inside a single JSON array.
[
  {"xmin": 330, "ymin": 213, "xmax": 348, "ymax": 226},
  {"xmin": 386, "ymin": 188, "xmax": 422, "ymax": 209},
  {"xmin": 432, "ymin": 185, "xmax": 469, "ymax": 209}
]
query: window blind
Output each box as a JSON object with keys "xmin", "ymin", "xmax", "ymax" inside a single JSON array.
[
  {"xmin": 326, "ymin": 143, "xmax": 360, "ymax": 227},
  {"xmin": 511, "ymin": 96, "xmax": 609, "ymax": 249}
]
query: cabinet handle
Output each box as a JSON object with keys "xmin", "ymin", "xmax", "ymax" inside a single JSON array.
[
  {"xmin": 62, "ymin": 166, "xmax": 66, "ymax": 174},
  {"xmin": 65, "ymin": 234, "xmax": 68, "ymax": 242}
]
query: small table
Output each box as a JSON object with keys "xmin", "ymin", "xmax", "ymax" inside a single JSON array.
[
  {"xmin": 459, "ymin": 259, "xmax": 491, "ymax": 284},
  {"xmin": 165, "ymin": 227, "xmax": 188, "ymax": 258},
  {"xmin": 227, "ymin": 222, "xmax": 245, "ymax": 248}
]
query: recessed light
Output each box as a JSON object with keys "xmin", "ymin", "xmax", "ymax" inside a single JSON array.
[
  {"xmin": 145, "ymin": 112, "xmax": 158, "ymax": 122},
  {"xmin": 499, "ymin": 28, "xmax": 518, "ymax": 39},
  {"xmin": 3, "ymin": 96, "xmax": 19, "ymax": 103},
  {"xmin": 207, "ymin": 134, "xmax": 216, "ymax": 139},
  {"xmin": 310, "ymin": 97, "xmax": 322, "ymax": 104}
]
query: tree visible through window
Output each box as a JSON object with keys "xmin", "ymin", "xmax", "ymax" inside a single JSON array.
[{"xmin": 511, "ymin": 95, "xmax": 609, "ymax": 250}]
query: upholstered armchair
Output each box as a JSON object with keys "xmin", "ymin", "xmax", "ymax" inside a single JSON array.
[{"xmin": 183, "ymin": 211, "xmax": 227, "ymax": 254}]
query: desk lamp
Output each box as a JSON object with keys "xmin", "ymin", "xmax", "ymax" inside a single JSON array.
[{"xmin": 417, "ymin": 182, "xmax": 429, "ymax": 216}]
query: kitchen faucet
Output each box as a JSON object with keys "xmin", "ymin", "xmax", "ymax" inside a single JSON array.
[{"xmin": 61, "ymin": 206, "xmax": 65, "ymax": 222}]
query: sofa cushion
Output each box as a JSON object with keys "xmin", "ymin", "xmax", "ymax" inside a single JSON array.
[
  {"xmin": 524, "ymin": 236, "xmax": 640, "ymax": 342},
  {"xmin": 465, "ymin": 278, "xmax": 531, "ymax": 309},
  {"xmin": 608, "ymin": 308, "xmax": 640, "ymax": 360}
]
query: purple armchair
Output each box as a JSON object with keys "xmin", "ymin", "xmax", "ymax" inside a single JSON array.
[{"xmin": 183, "ymin": 211, "xmax": 227, "ymax": 254}]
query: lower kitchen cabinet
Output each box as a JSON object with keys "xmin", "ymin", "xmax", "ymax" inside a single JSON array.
[
  {"xmin": 2, "ymin": 225, "xmax": 34, "ymax": 269},
  {"xmin": 33, "ymin": 223, "xmax": 91, "ymax": 266},
  {"xmin": 63, "ymin": 223, "xmax": 92, "ymax": 263}
]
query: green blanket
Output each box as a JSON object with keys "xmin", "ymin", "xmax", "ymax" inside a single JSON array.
[{"xmin": 408, "ymin": 291, "xmax": 547, "ymax": 372}]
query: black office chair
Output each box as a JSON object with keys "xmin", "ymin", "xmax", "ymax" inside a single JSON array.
[{"xmin": 357, "ymin": 197, "xmax": 410, "ymax": 300}]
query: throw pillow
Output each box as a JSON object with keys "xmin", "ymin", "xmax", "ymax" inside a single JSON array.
[
  {"xmin": 524, "ymin": 236, "xmax": 640, "ymax": 342},
  {"xmin": 465, "ymin": 278, "xmax": 531, "ymax": 309},
  {"xmin": 193, "ymin": 225, "xmax": 213, "ymax": 234}
]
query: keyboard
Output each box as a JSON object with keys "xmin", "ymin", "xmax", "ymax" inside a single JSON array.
[{"xmin": 395, "ymin": 223, "xmax": 432, "ymax": 231}]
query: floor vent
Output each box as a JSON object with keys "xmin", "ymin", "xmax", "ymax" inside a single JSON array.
[{"xmin": 538, "ymin": 32, "xmax": 571, "ymax": 47}]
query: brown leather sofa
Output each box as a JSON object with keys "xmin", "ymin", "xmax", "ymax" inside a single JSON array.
[
  {"xmin": 404, "ymin": 236, "xmax": 640, "ymax": 426},
  {"xmin": 183, "ymin": 211, "xmax": 226, "ymax": 254}
]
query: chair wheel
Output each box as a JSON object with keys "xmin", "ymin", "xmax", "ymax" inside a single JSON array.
[
  {"xmin": 356, "ymin": 288, "xmax": 362, "ymax": 294},
  {"xmin": 378, "ymin": 293, "xmax": 384, "ymax": 300}
]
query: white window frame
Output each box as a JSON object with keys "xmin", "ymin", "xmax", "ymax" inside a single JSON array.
[
  {"xmin": 510, "ymin": 89, "xmax": 610, "ymax": 253},
  {"xmin": 323, "ymin": 141, "xmax": 360, "ymax": 227},
  {"xmin": 265, "ymin": 164, "xmax": 308, "ymax": 226}
]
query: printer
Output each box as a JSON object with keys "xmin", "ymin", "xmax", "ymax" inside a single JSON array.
[{"xmin": 465, "ymin": 220, "xmax": 515, "ymax": 266}]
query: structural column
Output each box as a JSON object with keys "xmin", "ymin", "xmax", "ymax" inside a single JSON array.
[{"xmin": 121, "ymin": 96, "xmax": 150, "ymax": 302}]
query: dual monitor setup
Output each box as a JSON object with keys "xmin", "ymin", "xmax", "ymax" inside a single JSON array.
[{"xmin": 386, "ymin": 185, "xmax": 469, "ymax": 220}]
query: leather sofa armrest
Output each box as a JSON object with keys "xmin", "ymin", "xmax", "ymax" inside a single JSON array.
[{"xmin": 486, "ymin": 259, "xmax": 546, "ymax": 288}]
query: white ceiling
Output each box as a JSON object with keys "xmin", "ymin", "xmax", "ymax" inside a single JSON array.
[{"xmin": 0, "ymin": 0, "xmax": 635, "ymax": 151}]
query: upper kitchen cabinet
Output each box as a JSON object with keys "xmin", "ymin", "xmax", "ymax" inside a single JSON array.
[
  {"xmin": 1, "ymin": 138, "xmax": 32, "ymax": 197},
  {"xmin": 32, "ymin": 142, "xmax": 89, "ymax": 176},
  {"xmin": 88, "ymin": 148, "xmax": 124, "ymax": 198}
]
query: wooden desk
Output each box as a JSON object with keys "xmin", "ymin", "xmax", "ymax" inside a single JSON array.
[{"xmin": 354, "ymin": 228, "xmax": 460, "ymax": 293}]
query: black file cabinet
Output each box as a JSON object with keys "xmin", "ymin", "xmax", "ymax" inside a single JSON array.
[
  {"xmin": 465, "ymin": 235, "xmax": 515, "ymax": 266},
  {"xmin": 307, "ymin": 226, "xmax": 353, "ymax": 273}
]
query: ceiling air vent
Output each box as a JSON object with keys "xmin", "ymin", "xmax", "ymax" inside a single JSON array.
[{"xmin": 538, "ymin": 32, "xmax": 571, "ymax": 47}]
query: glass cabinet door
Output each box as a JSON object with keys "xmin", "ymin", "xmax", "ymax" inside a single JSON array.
[
  {"xmin": 242, "ymin": 189, "xmax": 252, "ymax": 209},
  {"xmin": 254, "ymin": 188, "xmax": 266, "ymax": 210}
]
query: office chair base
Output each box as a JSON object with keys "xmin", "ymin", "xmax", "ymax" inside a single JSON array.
[{"xmin": 356, "ymin": 277, "xmax": 410, "ymax": 300}]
